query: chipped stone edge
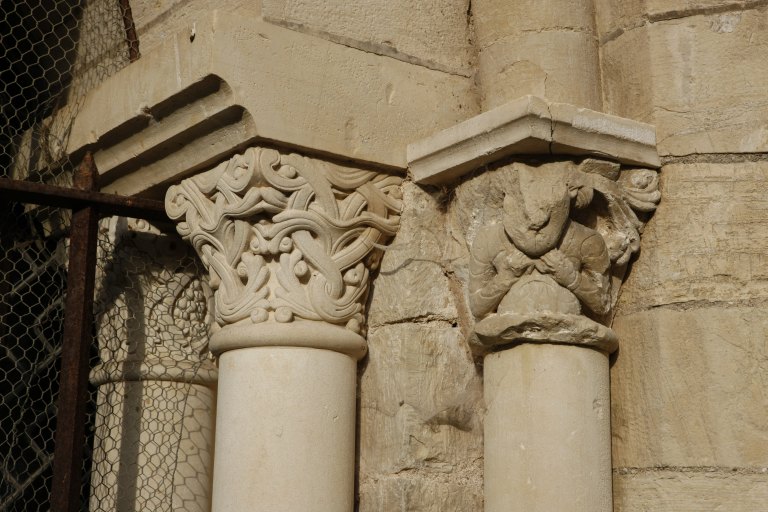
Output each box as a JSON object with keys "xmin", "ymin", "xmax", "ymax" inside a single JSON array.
[{"xmin": 407, "ymin": 95, "xmax": 660, "ymax": 186}]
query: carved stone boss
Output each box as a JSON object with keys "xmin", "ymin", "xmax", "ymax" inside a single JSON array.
[
  {"xmin": 468, "ymin": 159, "xmax": 660, "ymax": 350},
  {"xmin": 166, "ymin": 146, "xmax": 402, "ymax": 356}
]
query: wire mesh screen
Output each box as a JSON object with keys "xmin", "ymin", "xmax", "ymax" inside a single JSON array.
[
  {"xmin": 89, "ymin": 217, "xmax": 215, "ymax": 512},
  {"xmin": 0, "ymin": 0, "xmax": 135, "ymax": 183},
  {"xmin": 0, "ymin": 202, "xmax": 69, "ymax": 511},
  {"xmin": 1, "ymin": 1, "xmax": 137, "ymax": 510},
  {"xmin": 1, "ymin": 2, "xmax": 218, "ymax": 510},
  {"xmin": 1, "ymin": 211, "xmax": 216, "ymax": 512}
]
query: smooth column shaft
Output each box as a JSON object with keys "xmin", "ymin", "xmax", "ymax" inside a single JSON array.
[
  {"xmin": 484, "ymin": 343, "xmax": 612, "ymax": 512},
  {"xmin": 212, "ymin": 346, "xmax": 357, "ymax": 512},
  {"xmin": 89, "ymin": 380, "xmax": 216, "ymax": 512},
  {"xmin": 472, "ymin": 0, "xmax": 602, "ymax": 110}
]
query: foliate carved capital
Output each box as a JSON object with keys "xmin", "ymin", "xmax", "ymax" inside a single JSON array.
[
  {"xmin": 468, "ymin": 159, "xmax": 660, "ymax": 352},
  {"xmin": 165, "ymin": 146, "xmax": 402, "ymax": 355}
]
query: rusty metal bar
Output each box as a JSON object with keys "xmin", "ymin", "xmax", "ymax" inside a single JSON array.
[
  {"xmin": 50, "ymin": 153, "xmax": 100, "ymax": 512},
  {"xmin": 0, "ymin": 177, "xmax": 167, "ymax": 222},
  {"xmin": 119, "ymin": 0, "xmax": 140, "ymax": 62}
]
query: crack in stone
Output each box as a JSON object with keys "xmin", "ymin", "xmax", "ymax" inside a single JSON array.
[
  {"xmin": 264, "ymin": 17, "xmax": 473, "ymax": 78},
  {"xmin": 601, "ymin": 0, "xmax": 768, "ymax": 45},
  {"xmin": 615, "ymin": 465, "xmax": 768, "ymax": 475}
]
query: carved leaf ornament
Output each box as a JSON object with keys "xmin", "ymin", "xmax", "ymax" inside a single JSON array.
[
  {"xmin": 586, "ymin": 166, "xmax": 660, "ymax": 267},
  {"xmin": 166, "ymin": 147, "xmax": 402, "ymax": 333}
]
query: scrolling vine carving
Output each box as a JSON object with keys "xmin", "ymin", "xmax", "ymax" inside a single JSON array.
[{"xmin": 166, "ymin": 147, "xmax": 402, "ymax": 334}]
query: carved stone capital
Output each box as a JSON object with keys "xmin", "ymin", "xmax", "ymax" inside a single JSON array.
[
  {"xmin": 165, "ymin": 146, "xmax": 402, "ymax": 358},
  {"xmin": 467, "ymin": 158, "xmax": 660, "ymax": 352},
  {"xmin": 92, "ymin": 217, "xmax": 216, "ymax": 386}
]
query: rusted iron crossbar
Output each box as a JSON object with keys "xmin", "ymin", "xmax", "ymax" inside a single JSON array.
[
  {"xmin": 1, "ymin": 152, "xmax": 168, "ymax": 511},
  {"xmin": 49, "ymin": 153, "xmax": 100, "ymax": 512},
  {"xmin": 0, "ymin": 177, "xmax": 167, "ymax": 222},
  {"xmin": 119, "ymin": 0, "xmax": 140, "ymax": 62}
]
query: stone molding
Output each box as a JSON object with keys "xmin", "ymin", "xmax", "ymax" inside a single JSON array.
[
  {"xmin": 166, "ymin": 146, "xmax": 402, "ymax": 358},
  {"xmin": 408, "ymin": 95, "xmax": 660, "ymax": 185},
  {"xmin": 54, "ymin": 9, "xmax": 475, "ymax": 197}
]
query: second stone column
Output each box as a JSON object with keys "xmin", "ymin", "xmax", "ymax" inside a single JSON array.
[{"xmin": 166, "ymin": 146, "xmax": 402, "ymax": 512}]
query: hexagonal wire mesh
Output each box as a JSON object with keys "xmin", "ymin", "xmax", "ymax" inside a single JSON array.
[
  {"xmin": 89, "ymin": 217, "xmax": 215, "ymax": 512},
  {"xmin": 1, "ymin": 2, "xmax": 216, "ymax": 510},
  {"xmin": 1, "ymin": 0, "xmax": 135, "ymax": 509},
  {"xmin": 0, "ymin": 0, "xmax": 135, "ymax": 184},
  {"xmin": 0, "ymin": 202, "xmax": 69, "ymax": 511}
]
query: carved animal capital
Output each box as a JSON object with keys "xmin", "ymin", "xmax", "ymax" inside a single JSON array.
[
  {"xmin": 166, "ymin": 146, "xmax": 402, "ymax": 356},
  {"xmin": 469, "ymin": 159, "xmax": 660, "ymax": 352}
]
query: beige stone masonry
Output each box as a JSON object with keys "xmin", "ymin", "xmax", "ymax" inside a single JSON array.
[
  {"xmin": 408, "ymin": 96, "xmax": 660, "ymax": 185},
  {"xmin": 600, "ymin": 5, "xmax": 768, "ymax": 156},
  {"xmin": 411, "ymin": 90, "xmax": 660, "ymax": 511},
  {"xmin": 472, "ymin": 0, "xmax": 602, "ymax": 110},
  {"xmin": 63, "ymin": 8, "xmax": 473, "ymax": 197}
]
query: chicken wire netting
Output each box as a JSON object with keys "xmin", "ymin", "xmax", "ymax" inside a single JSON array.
[
  {"xmin": 89, "ymin": 217, "xmax": 215, "ymax": 512},
  {"xmin": 1, "ymin": 0, "xmax": 133, "ymax": 510},
  {"xmin": 0, "ymin": 0, "xmax": 134, "ymax": 183},
  {"xmin": 0, "ymin": 202, "xmax": 69, "ymax": 511},
  {"xmin": 1, "ymin": 211, "xmax": 216, "ymax": 512},
  {"xmin": 2, "ymin": 2, "xmax": 217, "ymax": 510}
]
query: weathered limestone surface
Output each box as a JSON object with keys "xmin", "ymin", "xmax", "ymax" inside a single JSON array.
[
  {"xmin": 262, "ymin": 0, "xmax": 474, "ymax": 76},
  {"xmin": 132, "ymin": 0, "xmax": 474, "ymax": 76},
  {"xmin": 472, "ymin": 0, "xmax": 602, "ymax": 110},
  {"xmin": 595, "ymin": 0, "xmax": 766, "ymax": 38},
  {"xmin": 362, "ymin": 182, "xmax": 483, "ymax": 511},
  {"xmin": 611, "ymin": 161, "xmax": 768, "ymax": 505},
  {"xmin": 129, "ymin": 0, "xmax": 256, "ymax": 54},
  {"xmin": 601, "ymin": 2, "xmax": 768, "ymax": 507},
  {"xmin": 368, "ymin": 183, "xmax": 460, "ymax": 327},
  {"xmin": 359, "ymin": 323, "xmax": 483, "ymax": 512},
  {"xmin": 614, "ymin": 469, "xmax": 768, "ymax": 511},
  {"xmin": 612, "ymin": 307, "xmax": 768, "ymax": 468},
  {"xmin": 601, "ymin": 6, "xmax": 768, "ymax": 155},
  {"xmin": 616, "ymin": 162, "xmax": 768, "ymax": 315},
  {"xmin": 359, "ymin": 474, "xmax": 483, "ymax": 512}
]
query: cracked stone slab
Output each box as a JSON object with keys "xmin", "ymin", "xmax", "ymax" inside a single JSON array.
[{"xmin": 407, "ymin": 95, "xmax": 660, "ymax": 185}]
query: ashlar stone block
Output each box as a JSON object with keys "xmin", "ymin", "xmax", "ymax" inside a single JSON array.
[
  {"xmin": 611, "ymin": 306, "xmax": 768, "ymax": 469},
  {"xmin": 262, "ymin": 0, "xmax": 474, "ymax": 76},
  {"xmin": 616, "ymin": 161, "xmax": 768, "ymax": 315},
  {"xmin": 601, "ymin": 7, "xmax": 768, "ymax": 155}
]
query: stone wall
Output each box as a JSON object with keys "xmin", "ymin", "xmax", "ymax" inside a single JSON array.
[
  {"xmin": 361, "ymin": 181, "xmax": 483, "ymax": 511},
  {"xmin": 598, "ymin": 1, "xmax": 768, "ymax": 509},
  {"xmin": 73, "ymin": 0, "xmax": 768, "ymax": 509}
]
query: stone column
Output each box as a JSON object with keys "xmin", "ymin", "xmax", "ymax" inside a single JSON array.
[
  {"xmin": 408, "ymin": 107, "xmax": 660, "ymax": 512},
  {"xmin": 166, "ymin": 146, "xmax": 402, "ymax": 512},
  {"xmin": 466, "ymin": 158, "xmax": 660, "ymax": 512},
  {"xmin": 89, "ymin": 217, "xmax": 217, "ymax": 512},
  {"xmin": 472, "ymin": 0, "xmax": 602, "ymax": 110}
]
